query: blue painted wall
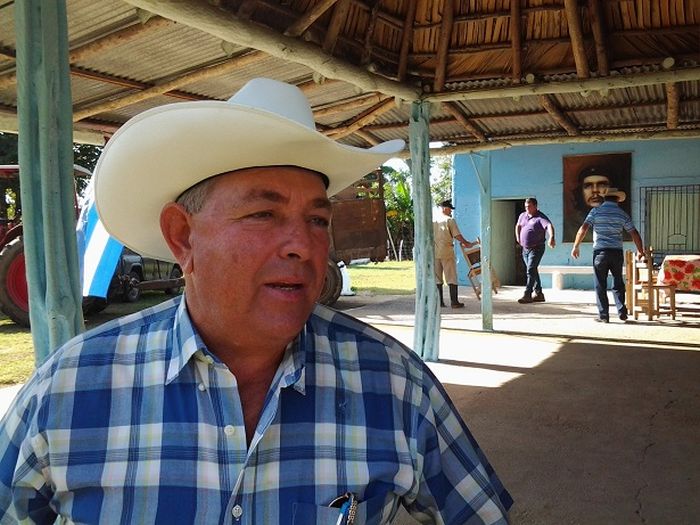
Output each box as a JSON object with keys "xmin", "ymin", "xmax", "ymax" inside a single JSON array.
[{"xmin": 453, "ymin": 138, "xmax": 700, "ymax": 289}]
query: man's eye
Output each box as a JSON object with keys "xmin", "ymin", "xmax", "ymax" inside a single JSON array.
[
  {"xmin": 311, "ymin": 217, "xmax": 330, "ymax": 227},
  {"xmin": 248, "ymin": 211, "xmax": 273, "ymax": 219}
]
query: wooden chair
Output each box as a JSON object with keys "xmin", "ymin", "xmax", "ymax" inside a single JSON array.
[
  {"xmin": 627, "ymin": 249, "xmax": 676, "ymax": 321},
  {"xmin": 461, "ymin": 245, "xmax": 500, "ymax": 300}
]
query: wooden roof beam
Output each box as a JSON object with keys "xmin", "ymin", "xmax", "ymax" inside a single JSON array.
[
  {"xmin": 397, "ymin": 0, "xmax": 417, "ymax": 82},
  {"xmin": 414, "ymin": 4, "xmax": 564, "ymax": 27},
  {"xmin": 442, "ymin": 102, "xmax": 487, "ymax": 142},
  {"xmin": 122, "ymin": 0, "xmax": 420, "ymax": 101},
  {"xmin": 563, "ymin": 0, "xmax": 590, "ymax": 78},
  {"xmin": 324, "ymin": 98, "xmax": 396, "ymax": 139},
  {"xmin": 68, "ymin": 16, "xmax": 174, "ymax": 63},
  {"xmin": 313, "ymin": 92, "xmax": 388, "ymax": 118},
  {"xmin": 587, "ymin": 0, "xmax": 609, "ymax": 76},
  {"xmin": 666, "ymin": 82, "xmax": 680, "ymax": 129},
  {"xmin": 361, "ymin": 0, "xmax": 382, "ymax": 65},
  {"xmin": 353, "ymin": 128, "xmax": 382, "ymax": 146},
  {"xmin": 425, "ymin": 67, "xmax": 700, "ymax": 102},
  {"xmin": 433, "ymin": 0, "xmax": 455, "ymax": 93},
  {"xmin": 0, "ymin": 16, "xmax": 173, "ymax": 89},
  {"xmin": 538, "ymin": 94, "xmax": 579, "ymax": 136},
  {"xmin": 73, "ymin": 51, "xmax": 265, "ymax": 121},
  {"xmin": 426, "ymin": 129, "xmax": 700, "ymax": 155},
  {"xmin": 323, "ymin": 0, "xmax": 350, "ymax": 55},
  {"xmin": 511, "ymin": 0, "xmax": 522, "ymax": 82},
  {"xmin": 285, "ymin": 0, "xmax": 340, "ymax": 37}
]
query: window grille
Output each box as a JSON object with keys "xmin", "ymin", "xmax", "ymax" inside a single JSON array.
[{"xmin": 640, "ymin": 184, "xmax": 700, "ymax": 263}]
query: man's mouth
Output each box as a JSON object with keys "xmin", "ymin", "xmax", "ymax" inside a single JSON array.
[{"xmin": 267, "ymin": 282, "xmax": 303, "ymax": 291}]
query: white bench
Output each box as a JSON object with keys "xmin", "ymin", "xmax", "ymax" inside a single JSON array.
[{"xmin": 539, "ymin": 265, "xmax": 594, "ymax": 290}]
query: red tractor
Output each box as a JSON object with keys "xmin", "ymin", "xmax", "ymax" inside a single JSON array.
[{"xmin": 0, "ymin": 165, "xmax": 92, "ymax": 326}]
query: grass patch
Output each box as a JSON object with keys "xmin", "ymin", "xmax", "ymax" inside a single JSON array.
[
  {"xmin": 0, "ymin": 261, "xmax": 416, "ymax": 385},
  {"xmin": 347, "ymin": 260, "xmax": 415, "ymax": 295}
]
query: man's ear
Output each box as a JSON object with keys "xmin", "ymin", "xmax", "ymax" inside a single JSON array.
[{"xmin": 160, "ymin": 203, "xmax": 194, "ymax": 273}]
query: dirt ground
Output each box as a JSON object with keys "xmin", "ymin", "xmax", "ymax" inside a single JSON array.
[{"xmin": 335, "ymin": 286, "xmax": 700, "ymax": 524}]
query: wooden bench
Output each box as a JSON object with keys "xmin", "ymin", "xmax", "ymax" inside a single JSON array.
[{"xmin": 539, "ymin": 265, "xmax": 594, "ymax": 289}]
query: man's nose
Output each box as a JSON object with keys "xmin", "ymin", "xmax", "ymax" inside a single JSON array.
[{"xmin": 279, "ymin": 220, "xmax": 322, "ymax": 260}]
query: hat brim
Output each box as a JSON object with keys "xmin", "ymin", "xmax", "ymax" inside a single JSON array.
[{"xmin": 95, "ymin": 102, "xmax": 404, "ymax": 262}]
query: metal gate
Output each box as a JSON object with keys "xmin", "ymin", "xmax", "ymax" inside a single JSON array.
[{"xmin": 640, "ymin": 184, "xmax": 700, "ymax": 262}]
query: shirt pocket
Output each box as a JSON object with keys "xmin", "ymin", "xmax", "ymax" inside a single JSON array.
[{"xmin": 292, "ymin": 494, "xmax": 393, "ymax": 525}]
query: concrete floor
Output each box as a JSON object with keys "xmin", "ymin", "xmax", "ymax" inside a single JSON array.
[
  {"xmin": 1, "ymin": 286, "xmax": 698, "ymax": 523},
  {"xmin": 334, "ymin": 286, "xmax": 700, "ymax": 524}
]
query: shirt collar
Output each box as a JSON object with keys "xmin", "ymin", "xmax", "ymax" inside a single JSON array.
[{"xmin": 164, "ymin": 293, "xmax": 308, "ymax": 392}]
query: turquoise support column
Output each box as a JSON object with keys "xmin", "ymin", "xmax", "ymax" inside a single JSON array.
[
  {"xmin": 409, "ymin": 100, "xmax": 440, "ymax": 361},
  {"xmin": 470, "ymin": 152, "xmax": 493, "ymax": 331},
  {"xmin": 15, "ymin": 0, "xmax": 84, "ymax": 364}
]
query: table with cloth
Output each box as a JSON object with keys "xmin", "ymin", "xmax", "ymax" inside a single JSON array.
[{"xmin": 658, "ymin": 255, "xmax": 700, "ymax": 292}]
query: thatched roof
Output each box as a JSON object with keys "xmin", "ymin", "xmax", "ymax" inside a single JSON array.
[{"xmin": 1, "ymin": 0, "xmax": 698, "ymax": 152}]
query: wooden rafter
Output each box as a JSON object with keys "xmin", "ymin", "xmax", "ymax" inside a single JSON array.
[
  {"xmin": 122, "ymin": 0, "xmax": 420, "ymax": 101},
  {"xmin": 323, "ymin": 0, "xmax": 350, "ymax": 55},
  {"xmin": 425, "ymin": 67, "xmax": 700, "ymax": 102},
  {"xmin": 285, "ymin": 0, "xmax": 340, "ymax": 37},
  {"xmin": 538, "ymin": 95, "xmax": 579, "ymax": 136},
  {"xmin": 587, "ymin": 0, "xmax": 609, "ymax": 76},
  {"xmin": 361, "ymin": 0, "xmax": 382, "ymax": 65},
  {"xmin": 666, "ymin": 82, "xmax": 680, "ymax": 129},
  {"xmin": 426, "ymin": 129, "xmax": 700, "ymax": 156},
  {"xmin": 563, "ymin": 0, "xmax": 590, "ymax": 78},
  {"xmin": 414, "ymin": 4, "xmax": 563, "ymax": 28},
  {"xmin": 0, "ymin": 16, "xmax": 173, "ymax": 89},
  {"xmin": 433, "ymin": 0, "xmax": 455, "ymax": 92},
  {"xmin": 397, "ymin": 0, "xmax": 417, "ymax": 82},
  {"xmin": 237, "ymin": 0, "xmax": 258, "ymax": 19},
  {"xmin": 68, "ymin": 16, "xmax": 174, "ymax": 63},
  {"xmin": 354, "ymin": 128, "xmax": 382, "ymax": 146},
  {"xmin": 442, "ymin": 102, "xmax": 487, "ymax": 142},
  {"xmin": 313, "ymin": 93, "xmax": 388, "ymax": 118},
  {"xmin": 324, "ymin": 98, "xmax": 395, "ymax": 139},
  {"xmin": 511, "ymin": 0, "xmax": 522, "ymax": 82},
  {"xmin": 73, "ymin": 51, "xmax": 265, "ymax": 121}
]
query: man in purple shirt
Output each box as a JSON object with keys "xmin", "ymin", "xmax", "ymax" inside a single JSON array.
[{"xmin": 515, "ymin": 197, "xmax": 556, "ymax": 303}]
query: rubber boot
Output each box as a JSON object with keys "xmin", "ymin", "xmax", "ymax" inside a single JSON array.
[
  {"xmin": 437, "ymin": 284, "xmax": 446, "ymax": 307},
  {"xmin": 449, "ymin": 284, "xmax": 464, "ymax": 308}
]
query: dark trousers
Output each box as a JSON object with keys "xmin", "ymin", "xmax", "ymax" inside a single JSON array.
[
  {"xmin": 592, "ymin": 248, "xmax": 627, "ymax": 319},
  {"xmin": 522, "ymin": 244, "xmax": 545, "ymax": 294}
]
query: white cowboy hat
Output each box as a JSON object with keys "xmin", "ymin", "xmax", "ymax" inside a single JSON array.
[
  {"xmin": 606, "ymin": 187, "xmax": 626, "ymax": 203},
  {"xmin": 94, "ymin": 78, "xmax": 405, "ymax": 262}
]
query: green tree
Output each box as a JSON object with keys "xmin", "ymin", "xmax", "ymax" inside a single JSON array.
[
  {"xmin": 430, "ymin": 154, "xmax": 453, "ymax": 204},
  {"xmin": 382, "ymin": 165, "xmax": 414, "ymax": 260}
]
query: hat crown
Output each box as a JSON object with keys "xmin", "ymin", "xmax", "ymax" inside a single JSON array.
[{"xmin": 227, "ymin": 78, "xmax": 316, "ymax": 130}]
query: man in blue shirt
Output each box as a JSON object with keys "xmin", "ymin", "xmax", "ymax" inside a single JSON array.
[
  {"xmin": 571, "ymin": 188, "xmax": 645, "ymax": 322},
  {"xmin": 515, "ymin": 197, "xmax": 555, "ymax": 304},
  {"xmin": 0, "ymin": 78, "xmax": 512, "ymax": 523}
]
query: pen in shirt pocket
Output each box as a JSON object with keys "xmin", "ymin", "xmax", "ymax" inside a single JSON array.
[{"xmin": 329, "ymin": 492, "xmax": 358, "ymax": 525}]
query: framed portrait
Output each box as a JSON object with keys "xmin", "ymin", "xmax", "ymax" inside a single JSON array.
[{"xmin": 562, "ymin": 152, "xmax": 632, "ymax": 242}]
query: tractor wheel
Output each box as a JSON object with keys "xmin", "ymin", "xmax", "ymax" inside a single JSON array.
[
  {"xmin": 318, "ymin": 259, "xmax": 342, "ymax": 306},
  {"xmin": 123, "ymin": 271, "xmax": 141, "ymax": 302},
  {"xmin": 0, "ymin": 237, "xmax": 30, "ymax": 326}
]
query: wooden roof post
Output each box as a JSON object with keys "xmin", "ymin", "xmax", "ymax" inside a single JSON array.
[
  {"xmin": 15, "ymin": 0, "xmax": 84, "ymax": 364},
  {"xmin": 469, "ymin": 152, "xmax": 493, "ymax": 331},
  {"xmin": 409, "ymin": 99, "xmax": 440, "ymax": 361}
]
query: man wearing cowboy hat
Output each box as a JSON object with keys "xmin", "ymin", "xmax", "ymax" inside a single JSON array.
[
  {"xmin": 433, "ymin": 198, "xmax": 476, "ymax": 308},
  {"xmin": 0, "ymin": 78, "xmax": 511, "ymax": 523},
  {"xmin": 571, "ymin": 187, "xmax": 645, "ymax": 323}
]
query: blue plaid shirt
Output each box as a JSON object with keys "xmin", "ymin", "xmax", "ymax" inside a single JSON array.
[{"xmin": 0, "ymin": 296, "xmax": 512, "ymax": 524}]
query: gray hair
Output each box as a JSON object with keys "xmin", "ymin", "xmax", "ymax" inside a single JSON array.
[{"xmin": 175, "ymin": 177, "xmax": 218, "ymax": 213}]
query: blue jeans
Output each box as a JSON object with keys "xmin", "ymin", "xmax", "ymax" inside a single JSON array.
[
  {"xmin": 522, "ymin": 244, "xmax": 545, "ymax": 294},
  {"xmin": 592, "ymin": 249, "xmax": 627, "ymax": 320}
]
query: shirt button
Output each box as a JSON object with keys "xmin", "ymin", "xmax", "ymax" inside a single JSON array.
[
  {"xmin": 231, "ymin": 505, "xmax": 243, "ymax": 519},
  {"xmin": 197, "ymin": 383, "xmax": 206, "ymax": 392},
  {"xmin": 224, "ymin": 425, "xmax": 235, "ymax": 436}
]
